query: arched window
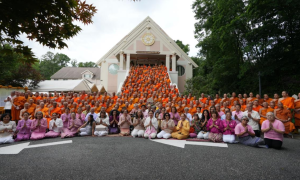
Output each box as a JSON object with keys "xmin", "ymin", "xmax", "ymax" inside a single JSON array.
[
  {"xmin": 176, "ymin": 65, "xmax": 185, "ymax": 76},
  {"xmin": 108, "ymin": 64, "xmax": 119, "ymax": 74}
]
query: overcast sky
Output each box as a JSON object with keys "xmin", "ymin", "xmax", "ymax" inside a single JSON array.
[{"xmin": 20, "ymin": 0, "xmax": 199, "ymax": 63}]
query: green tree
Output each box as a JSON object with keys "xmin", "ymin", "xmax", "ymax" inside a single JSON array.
[
  {"xmin": 175, "ymin": 40, "xmax": 190, "ymax": 55},
  {"xmin": 70, "ymin": 59, "xmax": 78, "ymax": 67},
  {"xmin": 39, "ymin": 51, "xmax": 71, "ymax": 79},
  {"xmin": 0, "ymin": 0, "xmax": 97, "ymax": 62},
  {"xmin": 78, "ymin": 61, "xmax": 98, "ymax": 67},
  {"xmin": 0, "ymin": 44, "xmax": 43, "ymax": 88},
  {"xmin": 191, "ymin": 0, "xmax": 300, "ymax": 96}
]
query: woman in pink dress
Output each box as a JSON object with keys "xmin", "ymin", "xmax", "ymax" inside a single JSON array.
[
  {"xmin": 61, "ymin": 112, "xmax": 82, "ymax": 138},
  {"xmin": 118, "ymin": 110, "xmax": 132, "ymax": 136},
  {"xmin": 206, "ymin": 111, "xmax": 224, "ymax": 142},
  {"xmin": 76, "ymin": 107, "xmax": 86, "ymax": 124},
  {"xmin": 61, "ymin": 108, "xmax": 71, "ymax": 129},
  {"xmin": 30, "ymin": 111, "xmax": 47, "ymax": 140},
  {"xmin": 45, "ymin": 113, "xmax": 63, "ymax": 138},
  {"xmin": 15, "ymin": 112, "xmax": 32, "ymax": 141},
  {"xmin": 144, "ymin": 110, "xmax": 158, "ymax": 139},
  {"xmin": 170, "ymin": 107, "xmax": 180, "ymax": 126}
]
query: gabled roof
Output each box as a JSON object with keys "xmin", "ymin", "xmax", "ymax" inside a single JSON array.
[
  {"xmin": 33, "ymin": 80, "xmax": 92, "ymax": 92},
  {"xmin": 96, "ymin": 16, "xmax": 198, "ymax": 67},
  {"xmin": 50, "ymin": 67, "xmax": 100, "ymax": 79}
]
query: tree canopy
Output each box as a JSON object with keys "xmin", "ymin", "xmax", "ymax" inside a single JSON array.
[
  {"xmin": 188, "ymin": 0, "xmax": 300, "ymax": 96},
  {"xmin": 0, "ymin": 0, "xmax": 97, "ymax": 62}
]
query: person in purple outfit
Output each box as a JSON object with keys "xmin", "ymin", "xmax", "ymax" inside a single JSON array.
[
  {"xmin": 109, "ymin": 110, "xmax": 119, "ymax": 134},
  {"xmin": 61, "ymin": 108, "xmax": 71, "ymax": 129},
  {"xmin": 170, "ymin": 106, "xmax": 180, "ymax": 126},
  {"xmin": 15, "ymin": 112, "xmax": 32, "ymax": 141},
  {"xmin": 206, "ymin": 111, "xmax": 224, "ymax": 142},
  {"xmin": 222, "ymin": 111, "xmax": 237, "ymax": 143},
  {"xmin": 76, "ymin": 107, "xmax": 86, "ymax": 124},
  {"xmin": 61, "ymin": 112, "xmax": 82, "ymax": 138},
  {"xmin": 30, "ymin": 111, "xmax": 47, "ymax": 140}
]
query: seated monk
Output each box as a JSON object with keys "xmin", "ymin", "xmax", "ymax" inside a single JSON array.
[
  {"xmin": 199, "ymin": 93, "xmax": 207, "ymax": 104},
  {"xmin": 272, "ymin": 93, "xmax": 279, "ymax": 106},
  {"xmin": 263, "ymin": 94, "xmax": 273, "ymax": 104},
  {"xmin": 230, "ymin": 92, "xmax": 239, "ymax": 107},
  {"xmin": 247, "ymin": 92, "xmax": 257, "ymax": 104},
  {"xmin": 274, "ymin": 102, "xmax": 295, "ymax": 137},
  {"xmin": 259, "ymin": 102, "xmax": 273, "ymax": 125},
  {"xmin": 256, "ymin": 94, "xmax": 264, "ymax": 105},
  {"xmin": 214, "ymin": 93, "xmax": 221, "ymax": 104},
  {"xmin": 27, "ymin": 99, "xmax": 37, "ymax": 119},
  {"xmin": 252, "ymin": 100, "xmax": 262, "ymax": 112}
]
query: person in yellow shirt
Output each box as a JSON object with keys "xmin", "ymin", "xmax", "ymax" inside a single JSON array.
[{"xmin": 171, "ymin": 114, "xmax": 190, "ymax": 140}]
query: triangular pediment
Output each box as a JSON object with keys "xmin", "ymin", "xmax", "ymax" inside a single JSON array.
[{"xmin": 97, "ymin": 16, "xmax": 198, "ymax": 67}]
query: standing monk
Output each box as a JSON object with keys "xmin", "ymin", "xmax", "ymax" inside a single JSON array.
[
  {"xmin": 11, "ymin": 92, "xmax": 26, "ymax": 121},
  {"xmin": 294, "ymin": 93, "xmax": 300, "ymax": 132},
  {"xmin": 274, "ymin": 102, "xmax": 295, "ymax": 137},
  {"xmin": 279, "ymin": 91, "xmax": 295, "ymax": 109}
]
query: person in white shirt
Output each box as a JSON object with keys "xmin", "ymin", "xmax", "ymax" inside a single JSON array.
[
  {"xmin": 94, "ymin": 111, "xmax": 110, "ymax": 137},
  {"xmin": 3, "ymin": 91, "xmax": 15, "ymax": 115},
  {"xmin": 184, "ymin": 107, "xmax": 192, "ymax": 124},
  {"xmin": 243, "ymin": 104, "xmax": 261, "ymax": 137},
  {"xmin": 144, "ymin": 110, "xmax": 158, "ymax": 139},
  {"xmin": 45, "ymin": 113, "xmax": 63, "ymax": 138},
  {"xmin": 194, "ymin": 107, "xmax": 202, "ymax": 119}
]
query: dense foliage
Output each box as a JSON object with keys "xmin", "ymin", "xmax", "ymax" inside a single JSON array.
[{"xmin": 187, "ymin": 0, "xmax": 300, "ymax": 96}]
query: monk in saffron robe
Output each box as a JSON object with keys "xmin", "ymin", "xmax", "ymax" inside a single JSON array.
[
  {"xmin": 259, "ymin": 102, "xmax": 273, "ymax": 125},
  {"xmin": 11, "ymin": 92, "xmax": 26, "ymax": 121},
  {"xmin": 294, "ymin": 93, "xmax": 300, "ymax": 129},
  {"xmin": 279, "ymin": 91, "xmax": 295, "ymax": 109},
  {"xmin": 27, "ymin": 99, "xmax": 37, "ymax": 119},
  {"xmin": 230, "ymin": 92, "xmax": 239, "ymax": 107},
  {"xmin": 48, "ymin": 102, "xmax": 62, "ymax": 128},
  {"xmin": 252, "ymin": 100, "xmax": 262, "ymax": 112},
  {"xmin": 214, "ymin": 94, "xmax": 221, "ymax": 104},
  {"xmin": 256, "ymin": 94, "xmax": 264, "ymax": 105},
  {"xmin": 274, "ymin": 102, "xmax": 295, "ymax": 136},
  {"xmin": 273, "ymin": 93, "xmax": 280, "ymax": 106},
  {"xmin": 199, "ymin": 93, "xmax": 207, "ymax": 104},
  {"xmin": 263, "ymin": 94, "xmax": 273, "ymax": 104}
]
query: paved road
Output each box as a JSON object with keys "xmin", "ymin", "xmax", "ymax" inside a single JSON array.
[{"xmin": 0, "ymin": 136, "xmax": 299, "ymax": 180}]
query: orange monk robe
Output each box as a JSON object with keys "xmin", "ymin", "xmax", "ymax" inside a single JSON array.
[
  {"xmin": 259, "ymin": 108, "xmax": 274, "ymax": 125},
  {"xmin": 248, "ymin": 98, "xmax": 257, "ymax": 103},
  {"xmin": 47, "ymin": 107, "xmax": 62, "ymax": 128},
  {"xmin": 200, "ymin": 98, "xmax": 207, "ymax": 104},
  {"xmin": 11, "ymin": 96, "xmax": 26, "ymax": 121},
  {"xmin": 189, "ymin": 107, "xmax": 197, "ymax": 116},
  {"xmin": 80, "ymin": 94, "xmax": 87, "ymax": 100},
  {"xmin": 176, "ymin": 106, "xmax": 184, "ymax": 115},
  {"xmin": 111, "ymin": 96, "xmax": 118, "ymax": 101},
  {"xmin": 264, "ymin": 98, "xmax": 273, "ymax": 105},
  {"xmin": 104, "ymin": 96, "xmax": 110, "ymax": 101},
  {"xmin": 73, "ymin": 97, "xmax": 79, "ymax": 103},
  {"xmin": 35, "ymin": 96, "xmax": 42, "ymax": 101},
  {"xmin": 201, "ymin": 107, "xmax": 208, "ymax": 113},
  {"xmin": 40, "ymin": 107, "xmax": 49, "ymax": 118},
  {"xmin": 127, "ymin": 104, "xmax": 134, "ymax": 112},
  {"xmin": 275, "ymin": 108, "xmax": 295, "ymax": 134},
  {"xmin": 214, "ymin": 98, "xmax": 221, "ymax": 104},
  {"xmin": 94, "ymin": 106, "xmax": 101, "ymax": 114},
  {"xmin": 133, "ymin": 98, "xmax": 139, "ymax": 104},
  {"xmin": 106, "ymin": 106, "xmax": 113, "ymax": 114},
  {"xmin": 281, "ymin": 97, "xmax": 295, "ymax": 109},
  {"xmin": 55, "ymin": 96, "xmax": 63, "ymax": 103},
  {"xmin": 175, "ymin": 97, "xmax": 182, "ymax": 103},
  {"xmin": 241, "ymin": 105, "xmax": 247, "ymax": 112},
  {"xmin": 294, "ymin": 101, "xmax": 300, "ymax": 127},
  {"xmin": 230, "ymin": 97, "xmax": 239, "ymax": 106},
  {"xmin": 27, "ymin": 104, "xmax": 37, "ymax": 119},
  {"xmin": 258, "ymin": 99, "xmax": 264, "ymax": 105},
  {"xmin": 252, "ymin": 105, "xmax": 262, "ymax": 112}
]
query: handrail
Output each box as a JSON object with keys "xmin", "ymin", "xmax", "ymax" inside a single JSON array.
[{"xmin": 117, "ymin": 70, "xmax": 129, "ymax": 94}]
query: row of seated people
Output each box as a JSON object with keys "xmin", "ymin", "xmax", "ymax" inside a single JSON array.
[
  {"xmin": 0, "ymin": 102, "xmax": 286, "ymax": 149},
  {"xmin": 5, "ymin": 90, "xmax": 300, "ymax": 131}
]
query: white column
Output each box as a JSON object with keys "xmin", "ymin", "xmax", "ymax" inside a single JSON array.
[
  {"xmin": 120, "ymin": 53, "xmax": 124, "ymax": 70},
  {"xmin": 166, "ymin": 54, "xmax": 170, "ymax": 71},
  {"xmin": 126, "ymin": 53, "xmax": 130, "ymax": 70},
  {"xmin": 172, "ymin": 54, "xmax": 176, "ymax": 72}
]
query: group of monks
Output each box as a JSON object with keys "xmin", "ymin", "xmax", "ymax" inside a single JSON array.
[{"xmin": 6, "ymin": 65, "xmax": 300, "ymax": 135}]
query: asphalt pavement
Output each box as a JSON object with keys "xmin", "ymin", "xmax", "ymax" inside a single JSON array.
[{"xmin": 0, "ymin": 136, "xmax": 299, "ymax": 180}]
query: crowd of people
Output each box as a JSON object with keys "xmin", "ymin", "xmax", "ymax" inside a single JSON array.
[{"xmin": 0, "ymin": 65, "xmax": 299, "ymax": 150}]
